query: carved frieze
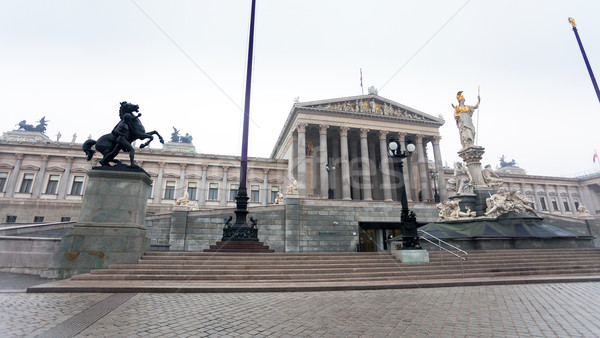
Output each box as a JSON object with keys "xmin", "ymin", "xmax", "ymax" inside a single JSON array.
[{"xmin": 309, "ymin": 99, "xmax": 427, "ymax": 121}]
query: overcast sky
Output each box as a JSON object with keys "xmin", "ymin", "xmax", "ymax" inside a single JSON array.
[{"xmin": 1, "ymin": 0, "xmax": 599, "ymax": 177}]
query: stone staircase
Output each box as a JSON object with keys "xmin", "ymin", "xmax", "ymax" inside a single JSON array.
[
  {"xmin": 68, "ymin": 248, "xmax": 600, "ymax": 285},
  {"xmin": 203, "ymin": 241, "xmax": 274, "ymax": 253}
]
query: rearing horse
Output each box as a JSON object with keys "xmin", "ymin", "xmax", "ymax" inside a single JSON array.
[{"xmin": 82, "ymin": 101, "xmax": 164, "ymax": 167}]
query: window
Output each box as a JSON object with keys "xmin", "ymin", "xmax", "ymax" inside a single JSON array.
[
  {"xmin": 0, "ymin": 172, "xmax": 7, "ymax": 192},
  {"xmin": 250, "ymin": 185, "xmax": 260, "ymax": 203},
  {"xmin": 527, "ymin": 196, "xmax": 535, "ymax": 210},
  {"xmin": 33, "ymin": 216, "xmax": 44, "ymax": 223},
  {"xmin": 563, "ymin": 199, "xmax": 570, "ymax": 212},
  {"xmin": 187, "ymin": 182, "xmax": 197, "ymax": 200},
  {"xmin": 6, "ymin": 215, "xmax": 17, "ymax": 223},
  {"xmin": 270, "ymin": 186, "xmax": 279, "ymax": 203},
  {"xmin": 164, "ymin": 181, "xmax": 176, "ymax": 199},
  {"xmin": 60, "ymin": 217, "xmax": 71, "ymax": 222},
  {"xmin": 551, "ymin": 198, "xmax": 559, "ymax": 211},
  {"xmin": 45, "ymin": 175, "xmax": 60, "ymax": 194},
  {"xmin": 539, "ymin": 197, "xmax": 547, "ymax": 211},
  {"xmin": 229, "ymin": 184, "xmax": 239, "ymax": 201},
  {"xmin": 19, "ymin": 173, "xmax": 34, "ymax": 193},
  {"xmin": 208, "ymin": 183, "xmax": 219, "ymax": 201},
  {"xmin": 574, "ymin": 200, "xmax": 580, "ymax": 210},
  {"xmin": 147, "ymin": 184, "xmax": 153, "ymax": 199},
  {"xmin": 70, "ymin": 176, "xmax": 84, "ymax": 195}
]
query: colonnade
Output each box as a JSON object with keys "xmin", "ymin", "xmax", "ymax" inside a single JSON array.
[{"xmin": 291, "ymin": 123, "xmax": 448, "ymax": 202}]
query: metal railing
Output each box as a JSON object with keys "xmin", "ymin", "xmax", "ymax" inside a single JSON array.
[{"xmin": 418, "ymin": 229, "xmax": 468, "ymax": 278}]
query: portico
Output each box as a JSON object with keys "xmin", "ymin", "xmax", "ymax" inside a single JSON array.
[{"xmin": 271, "ymin": 94, "xmax": 448, "ymax": 203}]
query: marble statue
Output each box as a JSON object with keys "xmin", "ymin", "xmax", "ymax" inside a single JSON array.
[
  {"xmin": 71, "ymin": 133, "xmax": 77, "ymax": 143},
  {"xmin": 437, "ymin": 199, "xmax": 476, "ymax": 221},
  {"xmin": 274, "ymin": 192, "xmax": 284, "ymax": 204},
  {"xmin": 452, "ymin": 91, "xmax": 480, "ymax": 149},
  {"xmin": 578, "ymin": 204, "xmax": 592, "ymax": 216},
  {"xmin": 368, "ymin": 86, "xmax": 378, "ymax": 95},
  {"xmin": 447, "ymin": 162, "xmax": 473, "ymax": 195},
  {"xmin": 482, "ymin": 164, "xmax": 503, "ymax": 189},
  {"xmin": 55, "ymin": 132, "xmax": 61, "ymax": 142},
  {"xmin": 175, "ymin": 191, "xmax": 190, "ymax": 206},
  {"xmin": 485, "ymin": 188, "xmax": 539, "ymax": 218},
  {"xmin": 286, "ymin": 177, "xmax": 298, "ymax": 194}
]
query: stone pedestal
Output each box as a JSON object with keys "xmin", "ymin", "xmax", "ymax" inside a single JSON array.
[
  {"xmin": 284, "ymin": 194, "xmax": 300, "ymax": 252},
  {"xmin": 458, "ymin": 146, "xmax": 486, "ymax": 188},
  {"xmin": 393, "ymin": 249, "xmax": 430, "ymax": 263},
  {"xmin": 46, "ymin": 168, "xmax": 151, "ymax": 278}
]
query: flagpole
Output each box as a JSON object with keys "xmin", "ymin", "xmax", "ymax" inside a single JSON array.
[
  {"xmin": 360, "ymin": 68, "xmax": 364, "ymax": 95},
  {"xmin": 569, "ymin": 17, "xmax": 600, "ymax": 104}
]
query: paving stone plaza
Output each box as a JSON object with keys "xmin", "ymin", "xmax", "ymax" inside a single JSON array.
[{"xmin": 2, "ymin": 282, "xmax": 600, "ymax": 337}]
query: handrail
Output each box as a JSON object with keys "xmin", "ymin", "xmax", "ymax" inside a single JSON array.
[{"xmin": 418, "ymin": 229, "xmax": 468, "ymax": 278}]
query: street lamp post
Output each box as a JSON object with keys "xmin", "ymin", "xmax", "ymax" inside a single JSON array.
[
  {"xmin": 387, "ymin": 135, "xmax": 421, "ymax": 248},
  {"xmin": 325, "ymin": 163, "xmax": 335, "ymax": 199},
  {"xmin": 430, "ymin": 170, "xmax": 440, "ymax": 203}
]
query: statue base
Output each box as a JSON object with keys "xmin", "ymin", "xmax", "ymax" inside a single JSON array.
[
  {"xmin": 392, "ymin": 248, "xmax": 430, "ymax": 263},
  {"xmin": 458, "ymin": 146, "xmax": 486, "ymax": 187},
  {"xmin": 45, "ymin": 169, "xmax": 151, "ymax": 278}
]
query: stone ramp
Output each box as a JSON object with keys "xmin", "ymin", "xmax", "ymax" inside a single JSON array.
[{"xmin": 27, "ymin": 248, "xmax": 600, "ymax": 293}]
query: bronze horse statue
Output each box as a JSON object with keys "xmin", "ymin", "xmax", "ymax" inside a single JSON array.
[{"xmin": 82, "ymin": 102, "xmax": 164, "ymax": 167}]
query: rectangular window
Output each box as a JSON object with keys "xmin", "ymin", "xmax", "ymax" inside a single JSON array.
[
  {"xmin": 19, "ymin": 173, "xmax": 34, "ymax": 193},
  {"xmin": 574, "ymin": 200, "xmax": 580, "ymax": 210},
  {"xmin": 527, "ymin": 196, "xmax": 535, "ymax": 210},
  {"xmin": 270, "ymin": 186, "xmax": 279, "ymax": 203},
  {"xmin": 551, "ymin": 198, "xmax": 559, "ymax": 211},
  {"xmin": 60, "ymin": 217, "xmax": 71, "ymax": 222},
  {"xmin": 229, "ymin": 184, "xmax": 239, "ymax": 201},
  {"xmin": 563, "ymin": 199, "xmax": 570, "ymax": 212},
  {"xmin": 164, "ymin": 181, "xmax": 176, "ymax": 199},
  {"xmin": 33, "ymin": 216, "xmax": 44, "ymax": 223},
  {"xmin": 6, "ymin": 215, "xmax": 17, "ymax": 223},
  {"xmin": 45, "ymin": 175, "xmax": 60, "ymax": 194},
  {"xmin": 208, "ymin": 183, "xmax": 219, "ymax": 201},
  {"xmin": 0, "ymin": 172, "xmax": 7, "ymax": 192},
  {"xmin": 539, "ymin": 197, "xmax": 547, "ymax": 211},
  {"xmin": 70, "ymin": 176, "xmax": 84, "ymax": 195},
  {"xmin": 147, "ymin": 184, "xmax": 153, "ymax": 199},
  {"xmin": 250, "ymin": 185, "xmax": 260, "ymax": 203},
  {"xmin": 187, "ymin": 182, "xmax": 197, "ymax": 200}
]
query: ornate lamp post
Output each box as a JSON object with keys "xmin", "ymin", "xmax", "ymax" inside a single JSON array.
[
  {"xmin": 325, "ymin": 163, "xmax": 335, "ymax": 199},
  {"xmin": 221, "ymin": 0, "xmax": 258, "ymax": 242},
  {"xmin": 430, "ymin": 170, "xmax": 440, "ymax": 203},
  {"xmin": 387, "ymin": 135, "xmax": 421, "ymax": 248}
]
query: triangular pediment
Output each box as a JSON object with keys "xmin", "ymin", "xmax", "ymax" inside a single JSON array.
[{"xmin": 296, "ymin": 94, "xmax": 443, "ymax": 124}]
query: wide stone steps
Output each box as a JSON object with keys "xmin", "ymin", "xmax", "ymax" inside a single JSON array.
[{"xmin": 67, "ymin": 249, "xmax": 600, "ymax": 284}]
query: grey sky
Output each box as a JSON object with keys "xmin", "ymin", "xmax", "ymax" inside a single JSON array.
[{"xmin": 1, "ymin": 0, "xmax": 599, "ymax": 177}]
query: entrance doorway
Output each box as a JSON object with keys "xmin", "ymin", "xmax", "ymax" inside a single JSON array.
[{"xmin": 358, "ymin": 222, "xmax": 403, "ymax": 252}]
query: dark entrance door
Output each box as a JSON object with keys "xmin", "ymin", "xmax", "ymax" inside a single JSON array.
[{"xmin": 358, "ymin": 222, "xmax": 403, "ymax": 252}]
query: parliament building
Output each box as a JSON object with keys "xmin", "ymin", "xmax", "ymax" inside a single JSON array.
[{"xmin": 1, "ymin": 93, "xmax": 599, "ymax": 252}]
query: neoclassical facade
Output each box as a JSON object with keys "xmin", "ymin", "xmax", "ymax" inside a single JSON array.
[
  {"xmin": 271, "ymin": 95, "xmax": 447, "ymax": 203},
  {"xmin": 1, "ymin": 93, "xmax": 599, "ymax": 226}
]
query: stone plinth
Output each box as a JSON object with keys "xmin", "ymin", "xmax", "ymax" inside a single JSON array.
[
  {"xmin": 46, "ymin": 168, "xmax": 151, "ymax": 278},
  {"xmin": 393, "ymin": 249, "xmax": 430, "ymax": 263},
  {"xmin": 458, "ymin": 146, "xmax": 486, "ymax": 188}
]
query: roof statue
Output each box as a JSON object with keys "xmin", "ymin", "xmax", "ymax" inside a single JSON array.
[
  {"xmin": 82, "ymin": 101, "xmax": 164, "ymax": 168},
  {"xmin": 170, "ymin": 127, "xmax": 193, "ymax": 144},
  {"xmin": 170, "ymin": 127, "xmax": 180, "ymax": 143},
  {"xmin": 368, "ymin": 86, "xmax": 378, "ymax": 95},
  {"xmin": 452, "ymin": 91, "xmax": 480, "ymax": 149},
  {"xmin": 16, "ymin": 116, "xmax": 49, "ymax": 133},
  {"xmin": 499, "ymin": 155, "xmax": 517, "ymax": 168}
]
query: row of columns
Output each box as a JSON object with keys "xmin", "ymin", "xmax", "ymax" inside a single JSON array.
[
  {"xmin": 4, "ymin": 154, "xmax": 75, "ymax": 200},
  {"xmin": 295, "ymin": 123, "xmax": 448, "ymax": 202},
  {"xmin": 513, "ymin": 182, "xmax": 583, "ymax": 214}
]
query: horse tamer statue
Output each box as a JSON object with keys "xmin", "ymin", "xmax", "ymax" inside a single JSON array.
[{"xmin": 82, "ymin": 101, "xmax": 164, "ymax": 168}]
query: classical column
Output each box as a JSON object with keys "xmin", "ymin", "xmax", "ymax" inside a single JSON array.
[
  {"xmin": 153, "ymin": 161, "xmax": 165, "ymax": 204},
  {"xmin": 5, "ymin": 153, "xmax": 24, "ymax": 197},
  {"xmin": 398, "ymin": 133, "xmax": 413, "ymax": 201},
  {"xmin": 57, "ymin": 156, "xmax": 73, "ymax": 200},
  {"xmin": 349, "ymin": 137, "xmax": 360, "ymax": 199},
  {"xmin": 368, "ymin": 134, "xmax": 379, "ymax": 200},
  {"xmin": 378, "ymin": 130, "xmax": 392, "ymax": 201},
  {"xmin": 331, "ymin": 134, "xmax": 341, "ymax": 199},
  {"xmin": 543, "ymin": 184, "xmax": 553, "ymax": 212},
  {"xmin": 565, "ymin": 186, "xmax": 576, "ymax": 213},
  {"xmin": 32, "ymin": 155, "xmax": 49, "ymax": 198},
  {"xmin": 423, "ymin": 141, "xmax": 434, "ymax": 200},
  {"xmin": 531, "ymin": 184, "xmax": 541, "ymax": 210},
  {"xmin": 359, "ymin": 128, "xmax": 373, "ymax": 201},
  {"xmin": 176, "ymin": 163, "xmax": 187, "ymax": 199},
  {"xmin": 319, "ymin": 125, "xmax": 329, "ymax": 199},
  {"xmin": 431, "ymin": 136, "xmax": 448, "ymax": 201},
  {"xmin": 219, "ymin": 166, "xmax": 229, "ymax": 205},
  {"xmin": 296, "ymin": 123, "xmax": 308, "ymax": 197},
  {"xmin": 262, "ymin": 168, "xmax": 269, "ymax": 205},
  {"xmin": 339, "ymin": 127, "xmax": 352, "ymax": 200},
  {"xmin": 291, "ymin": 133, "xmax": 298, "ymax": 181},
  {"xmin": 199, "ymin": 164, "xmax": 208, "ymax": 204},
  {"xmin": 414, "ymin": 135, "xmax": 431, "ymax": 201},
  {"xmin": 555, "ymin": 186, "xmax": 566, "ymax": 213}
]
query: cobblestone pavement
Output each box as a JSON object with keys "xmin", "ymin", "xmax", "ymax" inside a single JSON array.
[{"xmin": 1, "ymin": 283, "xmax": 600, "ymax": 337}]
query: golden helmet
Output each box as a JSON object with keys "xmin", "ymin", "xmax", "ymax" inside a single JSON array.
[{"xmin": 456, "ymin": 91, "xmax": 465, "ymax": 101}]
